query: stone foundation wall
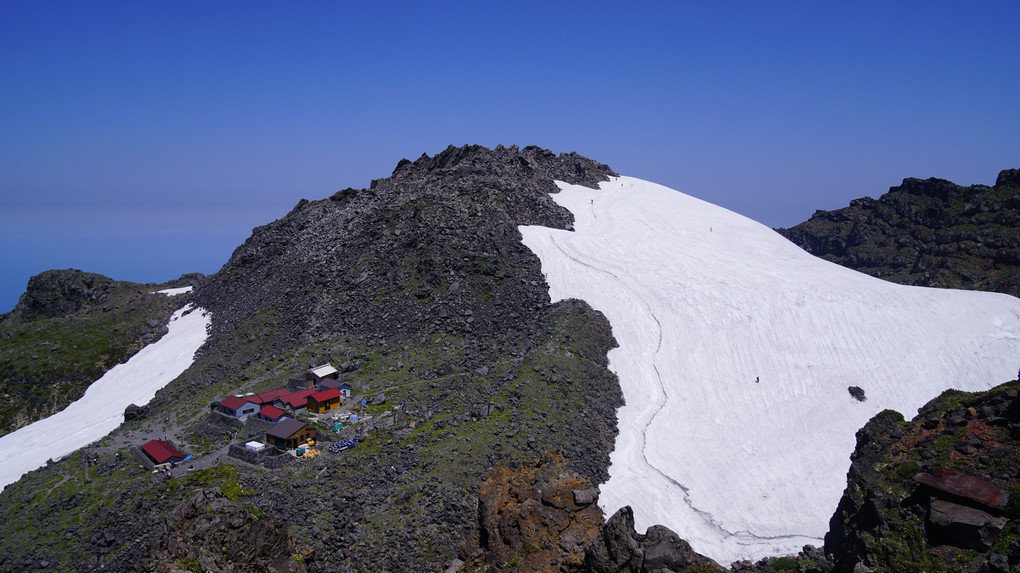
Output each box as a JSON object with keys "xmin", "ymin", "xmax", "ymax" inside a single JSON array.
[{"xmin": 228, "ymin": 442, "xmax": 293, "ymax": 469}]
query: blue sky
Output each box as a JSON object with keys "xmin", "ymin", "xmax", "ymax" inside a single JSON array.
[{"xmin": 2, "ymin": 1, "xmax": 1018, "ymax": 312}]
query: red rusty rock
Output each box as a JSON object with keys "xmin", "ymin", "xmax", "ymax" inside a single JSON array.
[{"xmin": 915, "ymin": 467, "xmax": 1005, "ymax": 509}]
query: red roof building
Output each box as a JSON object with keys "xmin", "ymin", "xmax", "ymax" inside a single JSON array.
[
  {"xmin": 252, "ymin": 388, "xmax": 290, "ymax": 406},
  {"xmin": 216, "ymin": 395, "xmax": 261, "ymax": 418},
  {"xmin": 274, "ymin": 388, "xmax": 317, "ymax": 411},
  {"xmin": 257, "ymin": 405, "xmax": 292, "ymax": 422},
  {"xmin": 142, "ymin": 439, "xmax": 186, "ymax": 464},
  {"xmin": 308, "ymin": 387, "xmax": 342, "ymax": 413}
]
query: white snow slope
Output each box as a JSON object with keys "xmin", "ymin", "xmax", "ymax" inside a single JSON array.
[
  {"xmin": 0, "ymin": 304, "xmax": 210, "ymax": 489},
  {"xmin": 519, "ymin": 176, "xmax": 1020, "ymax": 566}
]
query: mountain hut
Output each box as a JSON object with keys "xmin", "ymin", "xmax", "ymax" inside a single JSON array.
[{"xmin": 265, "ymin": 419, "xmax": 317, "ymax": 450}]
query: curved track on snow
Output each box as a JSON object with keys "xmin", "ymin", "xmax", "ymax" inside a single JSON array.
[{"xmin": 519, "ymin": 176, "xmax": 1020, "ymax": 565}]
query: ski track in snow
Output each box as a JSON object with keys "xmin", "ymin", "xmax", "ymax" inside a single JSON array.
[
  {"xmin": 0, "ymin": 303, "xmax": 210, "ymax": 490},
  {"xmin": 554, "ymin": 206, "xmax": 817, "ymax": 550},
  {"xmin": 519, "ymin": 176, "xmax": 1020, "ymax": 565}
]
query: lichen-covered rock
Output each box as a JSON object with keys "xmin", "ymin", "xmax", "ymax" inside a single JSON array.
[{"xmin": 459, "ymin": 450, "xmax": 605, "ymax": 572}]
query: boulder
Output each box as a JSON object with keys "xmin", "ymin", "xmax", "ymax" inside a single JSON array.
[
  {"xmin": 123, "ymin": 403, "xmax": 149, "ymax": 421},
  {"xmin": 583, "ymin": 506, "xmax": 723, "ymax": 572},
  {"xmin": 573, "ymin": 487, "xmax": 599, "ymax": 506},
  {"xmin": 928, "ymin": 498, "xmax": 1007, "ymax": 551},
  {"xmin": 459, "ymin": 451, "xmax": 603, "ymax": 571}
]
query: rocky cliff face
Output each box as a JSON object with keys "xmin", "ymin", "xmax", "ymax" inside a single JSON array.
[
  {"xmin": 777, "ymin": 170, "xmax": 1020, "ymax": 297},
  {"xmin": 825, "ymin": 380, "xmax": 1020, "ymax": 573},
  {"xmin": 458, "ymin": 450, "xmax": 605, "ymax": 571},
  {"xmin": 457, "ymin": 451, "xmax": 725, "ymax": 573}
]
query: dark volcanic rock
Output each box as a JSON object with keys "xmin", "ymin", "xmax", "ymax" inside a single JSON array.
[
  {"xmin": 582, "ymin": 506, "xmax": 723, "ymax": 573},
  {"xmin": 778, "ymin": 170, "xmax": 1020, "ymax": 297},
  {"xmin": 3, "ymin": 269, "xmax": 114, "ymax": 322},
  {"xmin": 928, "ymin": 498, "xmax": 1007, "ymax": 551},
  {"xmin": 825, "ymin": 381, "xmax": 1020, "ymax": 573},
  {"xmin": 192, "ymin": 144, "xmax": 617, "ymax": 353},
  {"xmin": 123, "ymin": 403, "xmax": 149, "ymax": 422},
  {"xmin": 848, "ymin": 386, "xmax": 866, "ymax": 402}
]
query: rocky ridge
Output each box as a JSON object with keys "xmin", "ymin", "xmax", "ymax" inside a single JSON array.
[{"xmin": 777, "ymin": 170, "xmax": 1020, "ymax": 297}]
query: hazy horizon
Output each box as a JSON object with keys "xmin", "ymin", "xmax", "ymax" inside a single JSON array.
[{"xmin": 3, "ymin": 1, "xmax": 1018, "ymax": 312}]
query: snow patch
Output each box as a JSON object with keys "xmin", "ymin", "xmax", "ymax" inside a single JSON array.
[
  {"xmin": 519, "ymin": 176, "xmax": 1020, "ymax": 565},
  {"xmin": 0, "ymin": 304, "xmax": 210, "ymax": 489},
  {"xmin": 155, "ymin": 286, "xmax": 193, "ymax": 296}
]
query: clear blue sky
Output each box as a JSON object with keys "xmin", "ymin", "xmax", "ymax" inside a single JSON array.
[{"xmin": 2, "ymin": 1, "xmax": 1018, "ymax": 312}]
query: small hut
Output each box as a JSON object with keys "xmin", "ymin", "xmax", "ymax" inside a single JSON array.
[
  {"xmin": 308, "ymin": 388, "xmax": 342, "ymax": 413},
  {"xmin": 306, "ymin": 363, "xmax": 339, "ymax": 385},
  {"xmin": 257, "ymin": 405, "xmax": 293, "ymax": 423},
  {"xmin": 265, "ymin": 419, "xmax": 317, "ymax": 450},
  {"xmin": 142, "ymin": 439, "xmax": 187, "ymax": 465}
]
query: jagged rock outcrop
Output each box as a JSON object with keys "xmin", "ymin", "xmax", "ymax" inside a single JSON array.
[
  {"xmin": 583, "ymin": 506, "xmax": 724, "ymax": 573},
  {"xmin": 458, "ymin": 450, "xmax": 605, "ymax": 571},
  {"xmin": 457, "ymin": 449, "xmax": 726, "ymax": 573},
  {"xmin": 2, "ymin": 269, "xmax": 115, "ymax": 323},
  {"xmin": 825, "ymin": 380, "xmax": 1020, "ymax": 573},
  {"xmin": 777, "ymin": 170, "xmax": 1020, "ymax": 296}
]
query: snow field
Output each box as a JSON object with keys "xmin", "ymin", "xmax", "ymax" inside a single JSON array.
[
  {"xmin": 0, "ymin": 303, "xmax": 210, "ymax": 489},
  {"xmin": 519, "ymin": 176, "xmax": 1020, "ymax": 565}
]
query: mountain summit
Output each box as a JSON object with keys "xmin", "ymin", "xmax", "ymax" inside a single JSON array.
[{"xmin": 0, "ymin": 146, "xmax": 1017, "ymax": 573}]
